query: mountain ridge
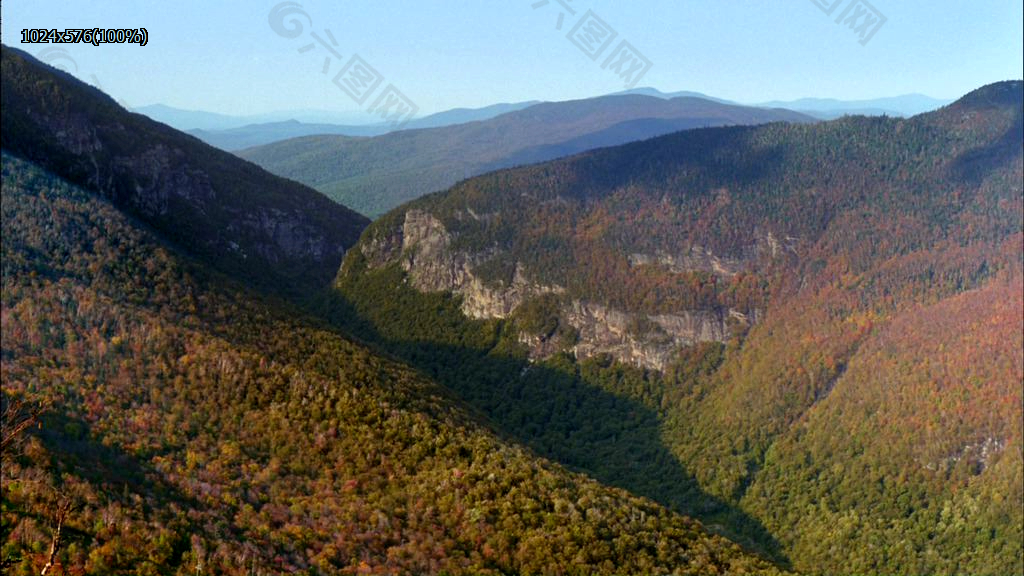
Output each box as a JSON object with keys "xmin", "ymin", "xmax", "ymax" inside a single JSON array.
[
  {"xmin": 1, "ymin": 44, "xmax": 369, "ymax": 294},
  {"xmin": 240, "ymin": 93, "xmax": 814, "ymax": 217},
  {"xmin": 147, "ymin": 88, "xmax": 953, "ymax": 152},
  {"xmin": 755, "ymin": 92, "xmax": 953, "ymax": 118},
  {"xmin": 183, "ymin": 101, "xmax": 545, "ymax": 152}
]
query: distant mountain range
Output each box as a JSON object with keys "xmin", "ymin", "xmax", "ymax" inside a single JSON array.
[
  {"xmin": 613, "ymin": 87, "xmax": 737, "ymax": 104},
  {"xmin": 754, "ymin": 93, "xmax": 954, "ymax": 119},
  {"xmin": 617, "ymin": 87, "xmax": 953, "ymax": 119},
  {"xmin": 239, "ymin": 94, "xmax": 813, "ymax": 217},
  {"xmin": 139, "ymin": 90, "xmax": 950, "ymax": 153},
  {"xmin": 137, "ymin": 101, "xmax": 541, "ymax": 133},
  {"xmin": 181, "ymin": 102, "xmax": 541, "ymax": 151},
  {"xmin": 132, "ymin": 103, "xmax": 375, "ymax": 131},
  {"xmin": 185, "ymin": 121, "xmax": 378, "ymax": 151},
  {"xmin": 404, "ymin": 101, "xmax": 542, "ymax": 129}
]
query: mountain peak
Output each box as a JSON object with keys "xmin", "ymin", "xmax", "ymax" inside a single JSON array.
[{"xmin": 949, "ymin": 80, "xmax": 1024, "ymax": 110}]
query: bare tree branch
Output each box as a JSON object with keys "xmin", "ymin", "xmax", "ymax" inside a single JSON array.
[
  {"xmin": 0, "ymin": 395, "xmax": 43, "ymax": 463},
  {"xmin": 39, "ymin": 497, "xmax": 73, "ymax": 576}
]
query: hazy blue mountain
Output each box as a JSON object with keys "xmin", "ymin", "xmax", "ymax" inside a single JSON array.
[
  {"xmin": 614, "ymin": 88, "xmax": 952, "ymax": 119},
  {"xmin": 186, "ymin": 102, "xmax": 543, "ymax": 151},
  {"xmin": 143, "ymin": 90, "xmax": 952, "ymax": 152},
  {"xmin": 132, "ymin": 103, "xmax": 374, "ymax": 131},
  {"xmin": 614, "ymin": 87, "xmax": 737, "ymax": 104},
  {"xmin": 241, "ymin": 94, "xmax": 814, "ymax": 217},
  {"xmin": 756, "ymin": 93, "xmax": 953, "ymax": 119},
  {"xmin": 406, "ymin": 100, "xmax": 542, "ymax": 129},
  {"xmin": 187, "ymin": 121, "xmax": 378, "ymax": 151}
]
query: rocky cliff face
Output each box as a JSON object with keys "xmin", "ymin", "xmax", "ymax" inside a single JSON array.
[
  {"xmin": 628, "ymin": 247, "xmax": 743, "ymax": 277},
  {"xmin": 398, "ymin": 209, "xmax": 564, "ymax": 319},
  {"xmin": 562, "ymin": 302, "xmax": 735, "ymax": 371},
  {"xmin": 360, "ymin": 209, "xmax": 754, "ymax": 370},
  {"xmin": 26, "ymin": 111, "xmax": 324, "ymax": 267},
  {"xmin": 627, "ymin": 231, "xmax": 798, "ymax": 278}
]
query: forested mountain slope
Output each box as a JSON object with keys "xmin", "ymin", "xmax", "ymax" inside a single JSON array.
[
  {"xmin": 333, "ymin": 81, "xmax": 1024, "ymax": 575},
  {"xmin": 240, "ymin": 95, "xmax": 812, "ymax": 217},
  {"xmin": 0, "ymin": 152, "xmax": 786, "ymax": 575},
  {"xmin": 0, "ymin": 45, "xmax": 788, "ymax": 574},
  {"xmin": 1, "ymin": 45, "xmax": 369, "ymax": 294}
]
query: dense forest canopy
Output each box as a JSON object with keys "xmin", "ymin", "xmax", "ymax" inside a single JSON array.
[
  {"xmin": 0, "ymin": 152, "xmax": 785, "ymax": 575},
  {"xmin": 336, "ymin": 80, "xmax": 1024, "ymax": 575},
  {"xmin": 1, "ymin": 40, "xmax": 1021, "ymax": 576}
]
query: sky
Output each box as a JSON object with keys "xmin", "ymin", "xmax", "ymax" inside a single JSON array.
[{"xmin": 2, "ymin": 0, "xmax": 1022, "ymax": 119}]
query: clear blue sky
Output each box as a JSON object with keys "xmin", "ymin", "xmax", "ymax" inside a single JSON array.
[{"xmin": 2, "ymin": 0, "xmax": 1021, "ymax": 117}]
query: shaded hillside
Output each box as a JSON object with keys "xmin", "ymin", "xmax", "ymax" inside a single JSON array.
[
  {"xmin": 240, "ymin": 95, "xmax": 813, "ymax": 217},
  {"xmin": 0, "ymin": 152, "xmax": 786, "ymax": 575},
  {"xmin": 1, "ymin": 45, "xmax": 368, "ymax": 294},
  {"xmin": 334, "ymin": 81, "xmax": 1024, "ymax": 575}
]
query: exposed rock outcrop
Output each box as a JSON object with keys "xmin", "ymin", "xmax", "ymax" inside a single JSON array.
[
  {"xmin": 628, "ymin": 232, "xmax": 799, "ymax": 278},
  {"xmin": 629, "ymin": 246, "xmax": 743, "ymax": 277},
  {"xmin": 563, "ymin": 302, "xmax": 734, "ymax": 371},
  {"xmin": 365, "ymin": 209, "xmax": 756, "ymax": 370},
  {"xmin": 399, "ymin": 209, "xmax": 564, "ymax": 318}
]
